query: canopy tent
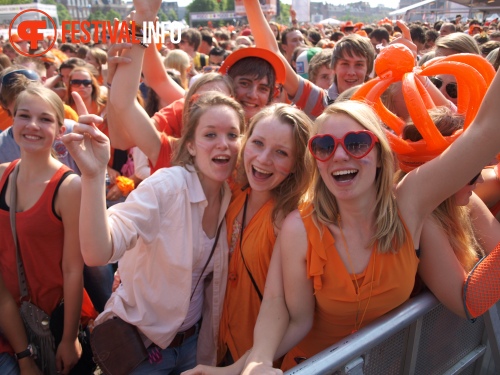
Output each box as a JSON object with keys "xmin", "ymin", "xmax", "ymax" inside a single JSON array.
[
  {"xmin": 389, "ymin": 0, "xmax": 435, "ymax": 16},
  {"xmin": 318, "ymin": 18, "xmax": 343, "ymax": 26}
]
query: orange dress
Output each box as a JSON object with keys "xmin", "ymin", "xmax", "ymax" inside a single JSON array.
[
  {"xmin": 281, "ymin": 204, "xmax": 419, "ymax": 370},
  {"xmin": 218, "ymin": 187, "xmax": 276, "ymax": 363}
]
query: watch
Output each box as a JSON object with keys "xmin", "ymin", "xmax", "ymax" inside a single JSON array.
[{"xmin": 14, "ymin": 344, "xmax": 35, "ymax": 361}]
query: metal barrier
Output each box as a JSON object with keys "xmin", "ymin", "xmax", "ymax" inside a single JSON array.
[{"xmin": 285, "ymin": 291, "xmax": 500, "ymax": 375}]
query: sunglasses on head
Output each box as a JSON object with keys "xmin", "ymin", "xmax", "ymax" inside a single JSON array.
[
  {"xmin": 70, "ymin": 79, "xmax": 92, "ymax": 88},
  {"xmin": 429, "ymin": 77, "xmax": 457, "ymax": 99},
  {"xmin": 468, "ymin": 172, "xmax": 481, "ymax": 186},
  {"xmin": 308, "ymin": 130, "xmax": 379, "ymax": 162},
  {"xmin": 1, "ymin": 69, "xmax": 39, "ymax": 90},
  {"xmin": 203, "ymin": 65, "xmax": 219, "ymax": 73}
]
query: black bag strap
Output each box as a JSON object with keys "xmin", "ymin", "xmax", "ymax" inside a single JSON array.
[
  {"xmin": 8, "ymin": 162, "xmax": 29, "ymax": 300},
  {"xmin": 190, "ymin": 219, "xmax": 224, "ymax": 301},
  {"xmin": 239, "ymin": 193, "xmax": 263, "ymax": 301}
]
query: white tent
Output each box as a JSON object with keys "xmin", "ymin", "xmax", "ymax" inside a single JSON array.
[
  {"xmin": 487, "ymin": 13, "xmax": 499, "ymax": 22},
  {"xmin": 318, "ymin": 18, "xmax": 343, "ymax": 26}
]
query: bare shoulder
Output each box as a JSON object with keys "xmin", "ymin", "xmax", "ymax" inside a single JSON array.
[
  {"xmin": 55, "ymin": 173, "xmax": 82, "ymax": 217},
  {"xmin": 280, "ymin": 209, "xmax": 308, "ymax": 258}
]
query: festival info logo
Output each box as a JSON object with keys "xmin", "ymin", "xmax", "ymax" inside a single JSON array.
[
  {"xmin": 9, "ymin": 9, "xmax": 57, "ymax": 57},
  {"xmin": 9, "ymin": 9, "xmax": 182, "ymax": 57}
]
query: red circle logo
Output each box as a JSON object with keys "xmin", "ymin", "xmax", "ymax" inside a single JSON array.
[{"xmin": 9, "ymin": 9, "xmax": 57, "ymax": 57}]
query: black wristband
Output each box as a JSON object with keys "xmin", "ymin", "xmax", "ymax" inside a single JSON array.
[{"xmin": 14, "ymin": 344, "xmax": 35, "ymax": 361}]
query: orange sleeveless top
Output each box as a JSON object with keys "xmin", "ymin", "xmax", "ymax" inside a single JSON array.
[
  {"xmin": 281, "ymin": 204, "xmax": 419, "ymax": 370},
  {"xmin": 218, "ymin": 187, "xmax": 276, "ymax": 363}
]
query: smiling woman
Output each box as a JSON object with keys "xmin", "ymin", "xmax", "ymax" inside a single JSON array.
[
  {"xmin": 63, "ymin": 91, "xmax": 246, "ymax": 373},
  {"xmin": 217, "ymin": 103, "xmax": 314, "ymax": 366}
]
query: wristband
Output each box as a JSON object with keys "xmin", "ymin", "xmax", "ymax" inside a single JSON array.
[{"xmin": 14, "ymin": 344, "xmax": 36, "ymax": 361}]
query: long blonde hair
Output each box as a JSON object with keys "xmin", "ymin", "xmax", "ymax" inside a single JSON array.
[
  {"xmin": 238, "ymin": 104, "xmax": 314, "ymax": 224},
  {"xmin": 312, "ymin": 100, "xmax": 408, "ymax": 254}
]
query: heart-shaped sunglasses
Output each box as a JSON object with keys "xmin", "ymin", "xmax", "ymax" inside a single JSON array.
[{"xmin": 308, "ymin": 130, "xmax": 379, "ymax": 162}]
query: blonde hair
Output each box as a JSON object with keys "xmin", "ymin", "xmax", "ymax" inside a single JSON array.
[
  {"xmin": 87, "ymin": 47, "xmax": 107, "ymax": 74},
  {"xmin": 238, "ymin": 104, "xmax": 314, "ymax": 224},
  {"xmin": 312, "ymin": 100, "xmax": 408, "ymax": 254},
  {"xmin": 164, "ymin": 49, "xmax": 191, "ymax": 89},
  {"xmin": 172, "ymin": 92, "xmax": 245, "ymax": 168},
  {"xmin": 400, "ymin": 106, "xmax": 482, "ymax": 270},
  {"xmin": 436, "ymin": 33, "xmax": 481, "ymax": 55},
  {"xmin": 14, "ymin": 84, "xmax": 65, "ymax": 129}
]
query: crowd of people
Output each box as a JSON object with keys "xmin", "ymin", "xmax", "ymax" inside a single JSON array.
[{"xmin": 0, "ymin": 0, "xmax": 500, "ymax": 374}]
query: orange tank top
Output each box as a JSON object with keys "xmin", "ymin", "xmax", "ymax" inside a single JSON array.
[
  {"xmin": 281, "ymin": 203, "xmax": 419, "ymax": 370},
  {"xmin": 218, "ymin": 187, "xmax": 276, "ymax": 363}
]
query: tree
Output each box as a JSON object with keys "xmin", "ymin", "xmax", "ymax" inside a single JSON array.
[
  {"xmin": 105, "ymin": 9, "xmax": 121, "ymax": 23},
  {"xmin": 88, "ymin": 10, "xmax": 106, "ymax": 23},
  {"xmin": 167, "ymin": 9, "xmax": 178, "ymax": 22},
  {"xmin": 158, "ymin": 9, "xmax": 168, "ymax": 22}
]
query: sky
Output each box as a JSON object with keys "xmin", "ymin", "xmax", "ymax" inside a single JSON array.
[{"xmin": 175, "ymin": 0, "xmax": 401, "ymax": 10}]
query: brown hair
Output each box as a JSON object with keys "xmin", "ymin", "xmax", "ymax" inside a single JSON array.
[
  {"xmin": 238, "ymin": 104, "xmax": 314, "ymax": 224},
  {"xmin": 172, "ymin": 92, "xmax": 245, "ymax": 169},
  {"xmin": 67, "ymin": 66, "xmax": 106, "ymax": 110}
]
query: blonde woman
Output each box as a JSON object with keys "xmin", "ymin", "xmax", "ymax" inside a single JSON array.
[{"xmin": 164, "ymin": 49, "xmax": 191, "ymax": 90}]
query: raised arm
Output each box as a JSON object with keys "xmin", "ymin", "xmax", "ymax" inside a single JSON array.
[
  {"xmin": 243, "ymin": 0, "xmax": 300, "ymax": 97},
  {"xmin": 142, "ymin": 42, "xmax": 185, "ymax": 105},
  {"xmin": 396, "ymin": 45, "xmax": 500, "ymax": 243},
  {"xmin": 62, "ymin": 93, "xmax": 113, "ymax": 266},
  {"xmin": 107, "ymin": 1, "xmax": 165, "ymax": 165}
]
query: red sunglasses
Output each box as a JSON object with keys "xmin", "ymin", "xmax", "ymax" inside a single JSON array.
[{"xmin": 308, "ymin": 130, "xmax": 379, "ymax": 162}]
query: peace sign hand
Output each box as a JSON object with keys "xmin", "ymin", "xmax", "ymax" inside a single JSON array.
[
  {"xmin": 389, "ymin": 20, "xmax": 418, "ymax": 59},
  {"xmin": 62, "ymin": 92, "xmax": 110, "ymax": 179}
]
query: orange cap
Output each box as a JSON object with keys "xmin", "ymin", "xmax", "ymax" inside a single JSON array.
[{"xmin": 219, "ymin": 47, "xmax": 286, "ymax": 85}]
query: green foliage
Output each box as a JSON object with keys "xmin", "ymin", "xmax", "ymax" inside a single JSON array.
[
  {"xmin": 187, "ymin": 0, "xmax": 221, "ymax": 14},
  {"xmin": 57, "ymin": 4, "xmax": 72, "ymax": 23},
  {"xmin": 105, "ymin": 9, "xmax": 121, "ymax": 22},
  {"xmin": 0, "ymin": 0, "xmax": 31, "ymax": 4},
  {"xmin": 88, "ymin": 10, "xmax": 106, "ymax": 23},
  {"xmin": 158, "ymin": 9, "xmax": 168, "ymax": 22},
  {"xmin": 167, "ymin": 9, "xmax": 178, "ymax": 22},
  {"xmin": 276, "ymin": 3, "xmax": 290, "ymax": 25}
]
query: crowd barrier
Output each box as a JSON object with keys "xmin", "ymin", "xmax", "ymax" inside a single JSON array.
[{"xmin": 285, "ymin": 291, "xmax": 500, "ymax": 375}]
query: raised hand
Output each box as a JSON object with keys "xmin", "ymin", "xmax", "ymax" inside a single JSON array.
[
  {"xmin": 62, "ymin": 92, "xmax": 110, "ymax": 178},
  {"xmin": 133, "ymin": 0, "xmax": 161, "ymax": 21},
  {"xmin": 390, "ymin": 20, "xmax": 417, "ymax": 59}
]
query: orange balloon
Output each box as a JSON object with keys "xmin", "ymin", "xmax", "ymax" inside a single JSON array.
[{"xmin": 374, "ymin": 44, "xmax": 415, "ymax": 81}]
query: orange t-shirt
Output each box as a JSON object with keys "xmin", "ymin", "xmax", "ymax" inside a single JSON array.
[
  {"xmin": 152, "ymin": 98, "xmax": 185, "ymax": 136},
  {"xmin": 0, "ymin": 107, "xmax": 12, "ymax": 131},
  {"xmin": 281, "ymin": 204, "xmax": 419, "ymax": 371},
  {"xmin": 218, "ymin": 187, "xmax": 276, "ymax": 363},
  {"xmin": 64, "ymin": 104, "xmax": 78, "ymax": 121}
]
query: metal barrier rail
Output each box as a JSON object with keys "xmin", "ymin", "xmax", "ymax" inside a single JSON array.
[{"xmin": 285, "ymin": 291, "xmax": 500, "ymax": 375}]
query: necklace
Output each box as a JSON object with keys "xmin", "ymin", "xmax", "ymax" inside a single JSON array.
[{"xmin": 338, "ymin": 216, "xmax": 376, "ymax": 333}]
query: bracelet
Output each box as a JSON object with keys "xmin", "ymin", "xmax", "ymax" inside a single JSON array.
[
  {"xmin": 106, "ymin": 82, "xmax": 111, "ymax": 88},
  {"xmin": 128, "ymin": 27, "xmax": 149, "ymax": 48}
]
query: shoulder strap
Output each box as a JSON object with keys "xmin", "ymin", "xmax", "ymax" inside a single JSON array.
[
  {"xmin": 190, "ymin": 220, "xmax": 224, "ymax": 301},
  {"xmin": 9, "ymin": 163, "xmax": 29, "ymax": 299},
  {"xmin": 239, "ymin": 193, "xmax": 263, "ymax": 301}
]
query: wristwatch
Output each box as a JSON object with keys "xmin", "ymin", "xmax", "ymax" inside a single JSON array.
[{"xmin": 14, "ymin": 344, "xmax": 35, "ymax": 361}]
